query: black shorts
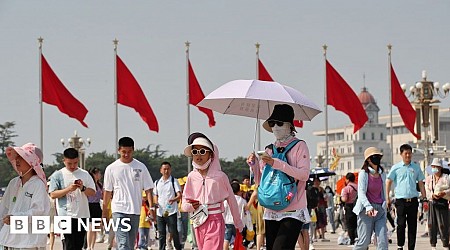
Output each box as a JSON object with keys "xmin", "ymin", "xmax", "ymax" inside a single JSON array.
[{"xmin": 89, "ymin": 202, "xmax": 102, "ymax": 219}]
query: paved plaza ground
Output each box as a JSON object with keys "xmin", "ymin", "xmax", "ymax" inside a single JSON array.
[{"xmin": 50, "ymin": 223, "xmax": 437, "ymax": 250}]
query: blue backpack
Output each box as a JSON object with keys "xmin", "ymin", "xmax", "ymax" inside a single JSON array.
[{"xmin": 257, "ymin": 139, "xmax": 301, "ymax": 211}]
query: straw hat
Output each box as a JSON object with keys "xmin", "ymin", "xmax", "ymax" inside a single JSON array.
[{"xmin": 364, "ymin": 147, "xmax": 383, "ymax": 160}]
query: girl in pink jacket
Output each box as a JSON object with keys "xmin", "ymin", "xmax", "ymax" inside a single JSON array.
[{"xmin": 181, "ymin": 132, "xmax": 244, "ymax": 250}]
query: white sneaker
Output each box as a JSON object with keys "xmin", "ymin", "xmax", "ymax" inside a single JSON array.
[
  {"xmin": 431, "ymin": 247, "xmax": 436, "ymax": 250},
  {"xmin": 309, "ymin": 244, "xmax": 315, "ymax": 250}
]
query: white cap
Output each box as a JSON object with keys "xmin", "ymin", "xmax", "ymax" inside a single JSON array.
[{"xmin": 184, "ymin": 137, "xmax": 214, "ymax": 157}]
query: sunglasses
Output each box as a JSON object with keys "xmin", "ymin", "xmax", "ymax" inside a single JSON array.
[
  {"xmin": 191, "ymin": 148, "xmax": 210, "ymax": 156},
  {"xmin": 268, "ymin": 120, "xmax": 284, "ymax": 127}
]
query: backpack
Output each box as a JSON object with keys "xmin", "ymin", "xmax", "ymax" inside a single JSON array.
[
  {"xmin": 345, "ymin": 184, "xmax": 358, "ymax": 208},
  {"xmin": 306, "ymin": 186, "xmax": 320, "ymax": 210},
  {"xmin": 258, "ymin": 139, "xmax": 301, "ymax": 211}
]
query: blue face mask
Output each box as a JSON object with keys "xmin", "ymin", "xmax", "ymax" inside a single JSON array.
[
  {"xmin": 368, "ymin": 167, "xmax": 376, "ymax": 174},
  {"xmin": 431, "ymin": 168, "xmax": 439, "ymax": 174}
]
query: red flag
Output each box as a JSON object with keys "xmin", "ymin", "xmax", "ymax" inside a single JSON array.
[
  {"xmin": 391, "ymin": 63, "xmax": 420, "ymax": 139},
  {"xmin": 41, "ymin": 55, "xmax": 88, "ymax": 127},
  {"xmin": 258, "ymin": 58, "xmax": 274, "ymax": 81},
  {"xmin": 188, "ymin": 60, "xmax": 216, "ymax": 127},
  {"xmin": 116, "ymin": 55, "xmax": 159, "ymax": 132},
  {"xmin": 326, "ymin": 60, "xmax": 367, "ymax": 133},
  {"xmin": 258, "ymin": 59, "xmax": 303, "ymax": 128}
]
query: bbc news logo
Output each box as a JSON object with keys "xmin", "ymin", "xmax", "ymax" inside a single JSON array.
[{"xmin": 10, "ymin": 216, "xmax": 131, "ymax": 234}]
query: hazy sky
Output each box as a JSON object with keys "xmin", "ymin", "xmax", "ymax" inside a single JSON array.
[{"xmin": 1, "ymin": 1, "xmax": 450, "ymax": 166}]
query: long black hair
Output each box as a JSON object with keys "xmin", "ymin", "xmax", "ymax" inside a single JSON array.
[
  {"xmin": 325, "ymin": 185, "xmax": 334, "ymax": 196},
  {"xmin": 88, "ymin": 167, "xmax": 103, "ymax": 189}
]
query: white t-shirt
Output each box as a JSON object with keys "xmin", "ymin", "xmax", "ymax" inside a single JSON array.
[
  {"xmin": 223, "ymin": 195, "xmax": 246, "ymax": 225},
  {"xmin": 104, "ymin": 159, "xmax": 154, "ymax": 215},
  {"xmin": 0, "ymin": 176, "xmax": 50, "ymax": 248},
  {"xmin": 49, "ymin": 167, "xmax": 96, "ymax": 218},
  {"xmin": 154, "ymin": 176, "xmax": 181, "ymax": 217}
]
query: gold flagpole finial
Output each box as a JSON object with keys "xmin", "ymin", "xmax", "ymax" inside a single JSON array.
[
  {"xmin": 185, "ymin": 41, "xmax": 190, "ymax": 52},
  {"xmin": 387, "ymin": 44, "xmax": 392, "ymax": 55},
  {"xmin": 255, "ymin": 42, "xmax": 260, "ymax": 55},
  {"xmin": 322, "ymin": 44, "xmax": 328, "ymax": 55},
  {"xmin": 113, "ymin": 38, "xmax": 119, "ymax": 51},
  {"xmin": 38, "ymin": 37, "xmax": 44, "ymax": 49}
]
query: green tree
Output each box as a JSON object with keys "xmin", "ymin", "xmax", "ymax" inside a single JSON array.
[
  {"xmin": 42, "ymin": 153, "xmax": 65, "ymax": 178},
  {"xmin": 0, "ymin": 121, "xmax": 17, "ymax": 156},
  {"xmin": 0, "ymin": 157, "xmax": 16, "ymax": 187},
  {"xmin": 85, "ymin": 151, "xmax": 116, "ymax": 172}
]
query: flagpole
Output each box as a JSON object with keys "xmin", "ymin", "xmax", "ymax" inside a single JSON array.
[
  {"xmin": 185, "ymin": 41, "xmax": 192, "ymax": 173},
  {"xmin": 38, "ymin": 37, "xmax": 44, "ymax": 153},
  {"xmin": 388, "ymin": 44, "xmax": 394, "ymax": 166},
  {"xmin": 255, "ymin": 42, "xmax": 261, "ymax": 151},
  {"xmin": 113, "ymin": 38, "xmax": 119, "ymax": 158},
  {"xmin": 323, "ymin": 44, "xmax": 329, "ymax": 169}
]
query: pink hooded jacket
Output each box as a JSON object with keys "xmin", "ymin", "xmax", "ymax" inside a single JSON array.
[
  {"xmin": 182, "ymin": 145, "xmax": 244, "ymax": 231},
  {"xmin": 249, "ymin": 137, "xmax": 310, "ymax": 213}
]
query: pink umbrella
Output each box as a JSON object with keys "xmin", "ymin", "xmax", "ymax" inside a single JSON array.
[{"xmin": 197, "ymin": 79, "xmax": 321, "ymax": 121}]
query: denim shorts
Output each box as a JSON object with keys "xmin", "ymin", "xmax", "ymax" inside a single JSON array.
[
  {"xmin": 224, "ymin": 224, "xmax": 236, "ymax": 241},
  {"xmin": 302, "ymin": 222, "xmax": 310, "ymax": 230}
]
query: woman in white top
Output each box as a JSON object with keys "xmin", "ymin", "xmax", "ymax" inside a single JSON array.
[
  {"xmin": 424, "ymin": 158, "xmax": 450, "ymax": 250},
  {"xmin": 0, "ymin": 143, "xmax": 50, "ymax": 250}
]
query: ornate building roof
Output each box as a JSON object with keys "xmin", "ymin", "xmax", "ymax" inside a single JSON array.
[{"xmin": 358, "ymin": 87, "xmax": 376, "ymax": 105}]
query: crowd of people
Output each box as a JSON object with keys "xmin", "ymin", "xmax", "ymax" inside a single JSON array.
[{"xmin": 0, "ymin": 104, "xmax": 450, "ymax": 250}]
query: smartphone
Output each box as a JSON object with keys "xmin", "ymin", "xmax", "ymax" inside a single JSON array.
[
  {"xmin": 257, "ymin": 151, "xmax": 267, "ymax": 156},
  {"xmin": 74, "ymin": 179, "xmax": 82, "ymax": 185}
]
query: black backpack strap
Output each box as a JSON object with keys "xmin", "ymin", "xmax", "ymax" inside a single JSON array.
[
  {"xmin": 171, "ymin": 176, "xmax": 176, "ymax": 195},
  {"xmin": 155, "ymin": 177, "xmax": 177, "ymax": 196},
  {"xmin": 155, "ymin": 179, "xmax": 159, "ymax": 196}
]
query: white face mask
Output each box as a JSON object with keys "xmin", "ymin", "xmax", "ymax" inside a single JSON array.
[
  {"xmin": 272, "ymin": 123, "xmax": 292, "ymax": 141},
  {"xmin": 192, "ymin": 158, "xmax": 212, "ymax": 170}
]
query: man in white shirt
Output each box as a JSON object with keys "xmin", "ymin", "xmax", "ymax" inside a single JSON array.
[
  {"xmin": 49, "ymin": 148, "xmax": 96, "ymax": 250},
  {"xmin": 154, "ymin": 162, "xmax": 182, "ymax": 250},
  {"xmin": 102, "ymin": 137, "xmax": 155, "ymax": 250}
]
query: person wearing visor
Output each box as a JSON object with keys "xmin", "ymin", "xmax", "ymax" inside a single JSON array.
[
  {"xmin": 247, "ymin": 104, "xmax": 310, "ymax": 250},
  {"xmin": 0, "ymin": 143, "xmax": 50, "ymax": 250},
  {"xmin": 352, "ymin": 147, "xmax": 388, "ymax": 250},
  {"xmin": 181, "ymin": 132, "xmax": 244, "ymax": 250},
  {"xmin": 424, "ymin": 158, "xmax": 450, "ymax": 250}
]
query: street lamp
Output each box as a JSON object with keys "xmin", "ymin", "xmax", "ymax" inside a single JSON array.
[
  {"xmin": 315, "ymin": 154, "xmax": 324, "ymax": 168},
  {"xmin": 402, "ymin": 70, "xmax": 450, "ymax": 168},
  {"xmin": 61, "ymin": 130, "xmax": 91, "ymax": 169}
]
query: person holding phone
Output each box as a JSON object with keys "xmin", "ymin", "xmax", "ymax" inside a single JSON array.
[
  {"xmin": 49, "ymin": 148, "xmax": 96, "ymax": 250},
  {"xmin": 352, "ymin": 147, "xmax": 388, "ymax": 250},
  {"xmin": 181, "ymin": 132, "xmax": 244, "ymax": 250},
  {"xmin": 247, "ymin": 104, "xmax": 311, "ymax": 250}
]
